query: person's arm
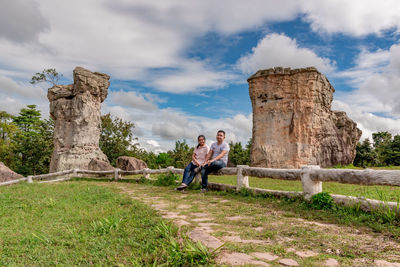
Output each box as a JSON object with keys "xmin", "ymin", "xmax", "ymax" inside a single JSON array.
[
  {"xmin": 203, "ymin": 149, "xmax": 214, "ymax": 166},
  {"xmin": 192, "ymin": 151, "xmax": 200, "ymax": 166},
  {"xmin": 208, "ymin": 150, "xmax": 227, "ymax": 163}
]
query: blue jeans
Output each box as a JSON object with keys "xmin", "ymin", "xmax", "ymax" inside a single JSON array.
[
  {"xmin": 182, "ymin": 162, "xmax": 198, "ymax": 185},
  {"xmin": 201, "ymin": 160, "xmax": 226, "ymax": 189}
]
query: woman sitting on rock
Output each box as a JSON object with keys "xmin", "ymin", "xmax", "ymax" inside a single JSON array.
[{"xmin": 175, "ymin": 135, "xmax": 209, "ymax": 191}]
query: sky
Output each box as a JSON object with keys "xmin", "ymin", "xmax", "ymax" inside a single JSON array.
[{"xmin": 1, "ymin": 0, "xmax": 400, "ymax": 153}]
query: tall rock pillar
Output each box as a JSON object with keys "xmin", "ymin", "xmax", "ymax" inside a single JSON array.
[
  {"xmin": 248, "ymin": 67, "xmax": 362, "ymax": 168},
  {"xmin": 48, "ymin": 67, "xmax": 110, "ymax": 172}
]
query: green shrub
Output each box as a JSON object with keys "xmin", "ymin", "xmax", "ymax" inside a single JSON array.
[
  {"xmin": 310, "ymin": 192, "xmax": 335, "ymax": 210},
  {"xmin": 153, "ymin": 172, "xmax": 178, "ymax": 186}
]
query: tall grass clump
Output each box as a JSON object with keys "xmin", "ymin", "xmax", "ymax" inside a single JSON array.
[{"xmin": 153, "ymin": 171, "xmax": 179, "ymax": 186}]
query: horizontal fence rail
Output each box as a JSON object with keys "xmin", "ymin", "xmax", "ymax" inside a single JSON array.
[
  {"xmin": 1, "ymin": 165, "xmax": 400, "ymax": 214},
  {"xmin": 309, "ymin": 168, "xmax": 400, "ymax": 186}
]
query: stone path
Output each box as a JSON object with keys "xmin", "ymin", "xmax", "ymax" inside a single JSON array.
[{"xmin": 112, "ymin": 183, "xmax": 400, "ymax": 266}]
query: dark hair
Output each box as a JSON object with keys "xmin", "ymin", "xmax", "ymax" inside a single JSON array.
[
  {"xmin": 217, "ymin": 130, "xmax": 225, "ymax": 137},
  {"xmin": 197, "ymin": 135, "xmax": 205, "ymax": 149}
]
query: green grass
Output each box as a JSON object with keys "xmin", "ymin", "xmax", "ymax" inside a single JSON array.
[
  {"xmin": 208, "ymin": 175, "xmax": 400, "ymax": 202},
  {"xmin": 0, "ymin": 182, "xmax": 213, "ymax": 266}
]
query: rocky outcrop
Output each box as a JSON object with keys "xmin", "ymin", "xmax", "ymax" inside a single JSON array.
[
  {"xmin": 116, "ymin": 156, "xmax": 148, "ymax": 171},
  {"xmin": 88, "ymin": 159, "xmax": 114, "ymax": 171},
  {"xmin": 48, "ymin": 67, "xmax": 110, "ymax": 172},
  {"xmin": 248, "ymin": 67, "xmax": 362, "ymax": 168},
  {"xmin": 0, "ymin": 162, "xmax": 23, "ymax": 182}
]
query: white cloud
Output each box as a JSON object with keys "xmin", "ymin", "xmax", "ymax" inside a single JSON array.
[
  {"xmin": 335, "ymin": 48, "xmax": 391, "ymax": 87},
  {"xmin": 336, "ymin": 43, "xmax": 400, "ymax": 117},
  {"xmin": 332, "ymin": 43, "xmax": 400, "ymax": 139},
  {"xmin": 103, "ymin": 100, "xmax": 252, "ymax": 153},
  {"xmin": 149, "ymin": 60, "xmax": 238, "ymax": 93},
  {"xmin": 0, "ymin": 75, "xmax": 47, "ymax": 99},
  {"xmin": 301, "ymin": 0, "xmax": 400, "ymax": 36},
  {"xmin": 0, "ymin": 96, "xmax": 25, "ymax": 115},
  {"xmin": 108, "ymin": 90, "xmax": 160, "ymax": 111},
  {"xmin": 0, "ymin": 0, "xmax": 49, "ymax": 43},
  {"xmin": 237, "ymin": 33, "xmax": 335, "ymax": 74},
  {"xmin": 333, "ymin": 100, "xmax": 400, "ymax": 141},
  {"xmin": 147, "ymin": 140, "xmax": 160, "ymax": 148},
  {"xmin": 1, "ymin": 0, "xmax": 399, "ymax": 95}
]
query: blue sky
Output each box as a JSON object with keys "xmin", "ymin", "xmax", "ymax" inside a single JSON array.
[{"xmin": 1, "ymin": 0, "xmax": 400, "ymax": 152}]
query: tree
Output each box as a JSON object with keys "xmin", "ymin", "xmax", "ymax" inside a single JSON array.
[
  {"xmin": 373, "ymin": 131, "xmax": 393, "ymax": 166},
  {"xmin": 169, "ymin": 140, "xmax": 193, "ymax": 168},
  {"xmin": 156, "ymin": 153, "xmax": 174, "ymax": 168},
  {"xmin": 353, "ymin": 139, "xmax": 377, "ymax": 167},
  {"xmin": 0, "ymin": 111, "xmax": 17, "ymax": 167},
  {"xmin": 100, "ymin": 113, "xmax": 139, "ymax": 166},
  {"xmin": 30, "ymin": 68, "xmax": 62, "ymax": 86},
  {"xmin": 228, "ymin": 139, "xmax": 251, "ymax": 166},
  {"xmin": 12, "ymin": 105, "xmax": 53, "ymax": 175},
  {"xmin": 385, "ymin": 135, "xmax": 400, "ymax": 166}
]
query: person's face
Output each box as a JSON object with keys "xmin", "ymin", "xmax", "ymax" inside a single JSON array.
[
  {"xmin": 216, "ymin": 132, "xmax": 225, "ymax": 143},
  {"xmin": 198, "ymin": 137, "xmax": 205, "ymax": 146}
]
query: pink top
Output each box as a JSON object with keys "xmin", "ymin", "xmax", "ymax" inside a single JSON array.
[{"xmin": 192, "ymin": 144, "xmax": 210, "ymax": 165}]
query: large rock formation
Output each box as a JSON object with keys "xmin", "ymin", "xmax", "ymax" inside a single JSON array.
[
  {"xmin": 0, "ymin": 162, "xmax": 23, "ymax": 182},
  {"xmin": 248, "ymin": 67, "xmax": 362, "ymax": 168},
  {"xmin": 48, "ymin": 67, "xmax": 110, "ymax": 172},
  {"xmin": 88, "ymin": 159, "xmax": 114, "ymax": 171},
  {"xmin": 116, "ymin": 156, "xmax": 148, "ymax": 171}
]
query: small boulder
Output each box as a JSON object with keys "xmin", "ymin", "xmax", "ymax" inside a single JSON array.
[
  {"xmin": 116, "ymin": 156, "xmax": 147, "ymax": 171},
  {"xmin": 0, "ymin": 162, "xmax": 23, "ymax": 183},
  {"xmin": 88, "ymin": 159, "xmax": 114, "ymax": 171}
]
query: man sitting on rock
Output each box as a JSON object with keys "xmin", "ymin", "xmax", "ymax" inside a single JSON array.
[{"xmin": 200, "ymin": 130, "xmax": 230, "ymax": 192}]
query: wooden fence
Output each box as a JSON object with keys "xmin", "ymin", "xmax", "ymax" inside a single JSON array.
[{"xmin": 1, "ymin": 165, "xmax": 400, "ymax": 214}]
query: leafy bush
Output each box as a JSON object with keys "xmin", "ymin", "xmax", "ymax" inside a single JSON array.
[
  {"xmin": 153, "ymin": 172, "xmax": 178, "ymax": 186},
  {"xmin": 310, "ymin": 192, "xmax": 335, "ymax": 210}
]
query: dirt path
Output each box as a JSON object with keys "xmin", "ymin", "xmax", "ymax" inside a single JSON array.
[{"xmin": 107, "ymin": 182, "xmax": 400, "ymax": 267}]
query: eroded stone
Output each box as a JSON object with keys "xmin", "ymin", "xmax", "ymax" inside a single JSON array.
[
  {"xmin": 222, "ymin": 235, "xmax": 268, "ymax": 244},
  {"xmin": 0, "ymin": 162, "xmax": 23, "ymax": 182},
  {"xmin": 375, "ymin": 260, "xmax": 400, "ymax": 267},
  {"xmin": 188, "ymin": 228, "xmax": 223, "ymax": 249},
  {"xmin": 251, "ymin": 252, "xmax": 279, "ymax": 261},
  {"xmin": 48, "ymin": 67, "xmax": 110, "ymax": 172},
  {"xmin": 217, "ymin": 252, "xmax": 270, "ymax": 266},
  {"xmin": 279, "ymin": 258, "xmax": 299, "ymax": 266},
  {"xmin": 324, "ymin": 258, "xmax": 340, "ymax": 267},
  {"xmin": 248, "ymin": 67, "xmax": 362, "ymax": 168}
]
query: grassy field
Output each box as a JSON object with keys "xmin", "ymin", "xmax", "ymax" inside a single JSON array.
[
  {"xmin": 0, "ymin": 182, "xmax": 212, "ymax": 266},
  {"xmin": 207, "ymin": 175, "xmax": 400, "ymax": 202}
]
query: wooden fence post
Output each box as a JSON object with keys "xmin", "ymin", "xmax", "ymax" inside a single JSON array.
[
  {"xmin": 27, "ymin": 176, "xmax": 33, "ymax": 183},
  {"xmin": 237, "ymin": 165, "xmax": 249, "ymax": 190},
  {"xmin": 194, "ymin": 173, "xmax": 201, "ymax": 184},
  {"xmin": 143, "ymin": 168, "xmax": 150, "ymax": 179},
  {"xmin": 167, "ymin": 166, "xmax": 174, "ymax": 171},
  {"xmin": 114, "ymin": 168, "xmax": 120, "ymax": 181},
  {"xmin": 301, "ymin": 165, "xmax": 322, "ymax": 199}
]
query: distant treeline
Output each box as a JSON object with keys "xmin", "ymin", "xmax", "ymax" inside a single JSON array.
[{"xmin": 354, "ymin": 132, "xmax": 400, "ymax": 167}]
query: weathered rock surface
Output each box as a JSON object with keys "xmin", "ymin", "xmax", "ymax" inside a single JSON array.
[
  {"xmin": 0, "ymin": 162, "xmax": 23, "ymax": 182},
  {"xmin": 248, "ymin": 67, "xmax": 362, "ymax": 168},
  {"xmin": 116, "ymin": 156, "xmax": 148, "ymax": 171},
  {"xmin": 88, "ymin": 159, "xmax": 114, "ymax": 171},
  {"xmin": 48, "ymin": 67, "xmax": 110, "ymax": 172}
]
